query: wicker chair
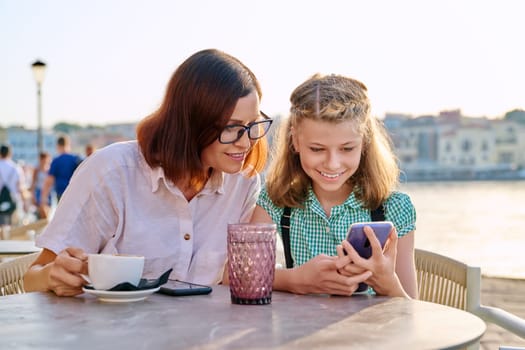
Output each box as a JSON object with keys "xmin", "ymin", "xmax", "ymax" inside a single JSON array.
[
  {"xmin": 0, "ymin": 252, "xmax": 40, "ymax": 296},
  {"xmin": 415, "ymin": 248, "xmax": 473, "ymax": 310},
  {"xmin": 415, "ymin": 248, "xmax": 525, "ymax": 339}
]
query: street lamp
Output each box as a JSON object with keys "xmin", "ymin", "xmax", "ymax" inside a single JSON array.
[{"xmin": 31, "ymin": 59, "xmax": 47, "ymax": 154}]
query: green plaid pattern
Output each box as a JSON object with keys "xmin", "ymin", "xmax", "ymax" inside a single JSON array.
[{"xmin": 257, "ymin": 187, "xmax": 416, "ymax": 266}]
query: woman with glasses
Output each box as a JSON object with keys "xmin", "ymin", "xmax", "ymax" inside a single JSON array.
[{"xmin": 24, "ymin": 49, "xmax": 273, "ymax": 296}]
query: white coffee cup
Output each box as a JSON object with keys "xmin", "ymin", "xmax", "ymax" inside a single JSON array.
[{"xmin": 87, "ymin": 254, "xmax": 145, "ymax": 290}]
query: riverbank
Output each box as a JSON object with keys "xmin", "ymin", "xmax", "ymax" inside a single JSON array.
[
  {"xmin": 401, "ymin": 168, "xmax": 525, "ymax": 182},
  {"xmin": 480, "ymin": 276, "xmax": 525, "ymax": 349},
  {"xmin": 401, "ymin": 181, "xmax": 525, "ymax": 280}
]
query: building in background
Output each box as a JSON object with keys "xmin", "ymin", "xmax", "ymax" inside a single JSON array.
[
  {"xmin": 0, "ymin": 123, "xmax": 137, "ymax": 167},
  {"xmin": 2, "ymin": 126, "xmax": 55, "ymax": 167},
  {"xmin": 385, "ymin": 109, "xmax": 525, "ymax": 181},
  {"xmin": 2, "ymin": 111, "xmax": 524, "ymax": 182}
]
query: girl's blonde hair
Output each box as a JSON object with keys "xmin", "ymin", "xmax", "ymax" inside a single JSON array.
[{"xmin": 266, "ymin": 73, "xmax": 399, "ymax": 210}]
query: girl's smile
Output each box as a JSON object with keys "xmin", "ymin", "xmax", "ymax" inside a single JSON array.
[{"xmin": 292, "ymin": 118, "xmax": 363, "ymax": 202}]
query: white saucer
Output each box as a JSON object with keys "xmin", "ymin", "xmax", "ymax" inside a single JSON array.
[{"xmin": 82, "ymin": 287, "xmax": 160, "ymax": 303}]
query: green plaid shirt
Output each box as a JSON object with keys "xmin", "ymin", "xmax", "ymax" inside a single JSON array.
[{"xmin": 257, "ymin": 186, "xmax": 416, "ymax": 266}]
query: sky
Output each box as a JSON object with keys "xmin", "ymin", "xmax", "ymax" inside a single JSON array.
[{"xmin": 1, "ymin": 0, "xmax": 524, "ymax": 129}]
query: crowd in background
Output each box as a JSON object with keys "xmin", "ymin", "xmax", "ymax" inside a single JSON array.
[{"xmin": 0, "ymin": 137, "xmax": 95, "ymax": 230}]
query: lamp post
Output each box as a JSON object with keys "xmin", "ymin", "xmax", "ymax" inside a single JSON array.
[{"xmin": 31, "ymin": 60, "xmax": 47, "ymax": 154}]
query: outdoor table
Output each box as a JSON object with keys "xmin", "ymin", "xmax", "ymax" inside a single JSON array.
[
  {"xmin": 0, "ymin": 285, "xmax": 485, "ymax": 349},
  {"xmin": 0, "ymin": 240, "xmax": 41, "ymax": 257}
]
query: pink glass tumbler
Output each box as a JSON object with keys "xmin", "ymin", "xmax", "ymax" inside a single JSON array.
[{"xmin": 227, "ymin": 223, "xmax": 276, "ymax": 305}]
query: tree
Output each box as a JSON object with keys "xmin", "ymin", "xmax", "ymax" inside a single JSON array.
[
  {"xmin": 503, "ymin": 109, "xmax": 525, "ymax": 124},
  {"xmin": 53, "ymin": 122, "xmax": 83, "ymax": 134}
]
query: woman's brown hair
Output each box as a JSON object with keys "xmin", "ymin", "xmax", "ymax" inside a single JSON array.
[{"xmin": 137, "ymin": 49, "xmax": 268, "ymax": 190}]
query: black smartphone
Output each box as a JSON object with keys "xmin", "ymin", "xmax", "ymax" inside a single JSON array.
[{"xmin": 157, "ymin": 279, "xmax": 212, "ymax": 296}]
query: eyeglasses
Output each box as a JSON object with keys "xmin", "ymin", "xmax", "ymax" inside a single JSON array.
[{"xmin": 218, "ymin": 111, "xmax": 273, "ymax": 144}]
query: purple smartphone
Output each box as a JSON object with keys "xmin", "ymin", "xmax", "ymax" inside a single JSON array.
[{"xmin": 346, "ymin": 221, "xmax": 394, "ymax": 292}]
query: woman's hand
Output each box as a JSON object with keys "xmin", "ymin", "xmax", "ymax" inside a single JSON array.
[
  {"xmin": 45, "ymin": 247, "xmax": 89, "ymax": 296},
  {"xmin": 339, "ymin": 226, "xmax": 409, "ymax": 298},
  {"xmin": 273, "ymin": 254, "xmax": 372, "ymax": 296}
]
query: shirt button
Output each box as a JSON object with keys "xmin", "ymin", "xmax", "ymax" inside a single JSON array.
[
  {"xmin": 184, "ymin": 233, "xmax": 191, "ymax": 240},
  {"xmin": 326, "ymin": 227, "xmax": 330, "ymax": 233}
]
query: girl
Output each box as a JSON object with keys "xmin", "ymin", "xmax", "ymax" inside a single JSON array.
[
  {"xmin": 24, "ymin": 49, "xmax": 273, "ymax": 296},
  {"xmin": 251, "ymin": 74, "xmax": 417, "ymax": 298}
]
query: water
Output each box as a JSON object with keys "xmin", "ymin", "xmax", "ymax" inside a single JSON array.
[{"xmin": 399, "ymin": 180, "xmax": 525, "ymax": 279}]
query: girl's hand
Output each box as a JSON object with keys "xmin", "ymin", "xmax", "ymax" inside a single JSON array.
[
  {"xmin": 274, "ymin": 254, "xmax": 372, "ymax": 296},
  {"xmin": 335, "ymin": 243, "xmax": 367, "ymax": 277},
  {"xmin": 340, "ymin": 226, "xmax": 408, "ymax": 298}
]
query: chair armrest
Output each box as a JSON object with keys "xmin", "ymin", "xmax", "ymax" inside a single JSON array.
[{"xmin": 472, "ymin": 305, "xmax": 525, "ymax": 339}]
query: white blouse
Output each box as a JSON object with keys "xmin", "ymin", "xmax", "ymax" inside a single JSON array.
[{"xmin": 36, "ymin": 141, "xmax": 260, "ymax": 285}]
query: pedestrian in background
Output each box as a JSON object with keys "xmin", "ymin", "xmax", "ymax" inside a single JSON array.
[
  {"xmin": 30, "ymin": 151, "xmax": 52, "ymax": 219},
  {"xmin": 0, "ymin": 144, "xmax": 29, "ymax": 227},
  {"xmin": 84, "ymin": 143, "xmax": 95, "ymax": 157},
  {"xmin": 40, "ymin": 135, "xmax": 81, "ymax": 212}
]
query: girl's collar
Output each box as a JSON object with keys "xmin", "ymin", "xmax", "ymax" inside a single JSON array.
[{"xmin": 305, "ymin": 186, "xmax": 362, "ymax": 209}]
